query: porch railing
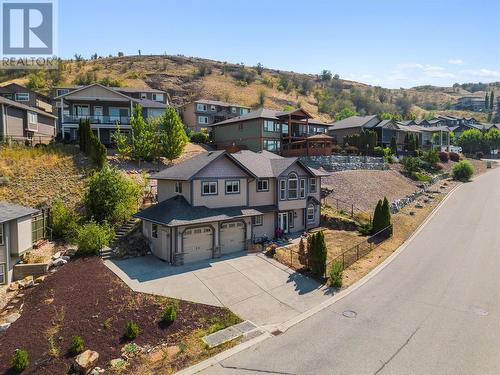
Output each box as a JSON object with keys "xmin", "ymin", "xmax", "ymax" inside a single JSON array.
[{"xmin": 63, "ymin": 115, "xmax": 131, "ymax": 125}]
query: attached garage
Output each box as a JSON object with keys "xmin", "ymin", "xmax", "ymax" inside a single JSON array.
[
  {"xmin": 182, "ymin": 226, "xmax": 213, "ymax": 264},
  {"xmin": 220, "ymin": 221, "xmax": 246, "ymax": 255}
]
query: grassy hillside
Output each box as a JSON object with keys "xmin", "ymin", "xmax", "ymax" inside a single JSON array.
[{"xmin": 3, "ymin": 55, "xmax": 498, "ymax": 122}]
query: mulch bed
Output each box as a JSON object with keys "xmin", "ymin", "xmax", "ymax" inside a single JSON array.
[{"xmin": 0, "ymin": 257, "xmax": 234, "ymax": 375}]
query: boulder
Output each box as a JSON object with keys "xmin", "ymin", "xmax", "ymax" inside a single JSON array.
[
  {"xmin": 52, "ymin": 258, "xmax": 67, "ymax": 267},
  {"xmin": 167, "ymin": 345, "xmax": 180, "ymax": 358},
  {"xmin": 74, "ymin": 350, "xmax": 99, "ymax": 375},
  {"xmin": 35, "ymin": 275, "xmax": 46, "ymax": 284},
  {"xmin": 0, "ymin": 322, "xmax": 11, "ymax": 332},
  {"xmin": 52, "ymin": 251, "xmax": 61, "ymax": 260},
  {"xmin": 61, "ymin": 255, "xmax": 70, "ymax": 261},
  {"xmin": 8, "ymin": 282, "xmax": 19, "ymax": 292},
  {"xmin": 18, "ymin": 276, "xmax": 34, "ymax": 289},
  {"xmin": 5, "ymin": 313, "xmax": 21, "ymax": 324}
]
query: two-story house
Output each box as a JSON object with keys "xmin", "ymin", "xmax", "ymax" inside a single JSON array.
[
  {"xmin": 134, "ymin": 150, "xmax": 326, "ymax": 265},
  {"xmin": 0, "ymin": 83, "xmax": 54, "ymax": 114},
  {"xmin": 54, "ymin": 83, "xmax": 169, "ymax": 144},
  {"xmin": 209, "ymin": 108, "xmax": 332, "ymax": 156},
  {"xmin": 179, "ymin": 99, "xmax": 251, "ymax": 132}
]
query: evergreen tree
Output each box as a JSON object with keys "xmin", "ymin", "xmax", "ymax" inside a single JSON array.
[
  {"xmin": 485, "ymin": 93, "xmax": 489, "ymax": 110},
  {"xmin": 381, "ymin": 197, "xmax": 392, "ymax": 236},
  {"xmin": 298, "ymin": 237, "xmax": 307, "ymax": 268},
  {"xmin": 390, "ymin": 136, "xmax": 397, "ymax": 154},
  {"xmin": 160, "ymin": 107, "xmax": 189, "ymax": 162},
  {"xmin": 129, "ymin": 105, "xmax": 158, "ymax": 163},
  {"xmin": 371, "ymin": 200, "xmax": 383, "ymax": 234},
  {"xmin": 490, "ymin": 92, "xmax": 495, "ymax": 111}
]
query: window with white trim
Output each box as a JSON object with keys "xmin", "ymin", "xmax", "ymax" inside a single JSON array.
[
  {"xmin": 152, "ymin": 93, "xmax": 164, "ymax": 102},
  {"xmin": 28, "ymin": 111, "xmax": 38, "ymax": 124},
  {"xmin": 15, "ymin": 93, "xmax": 29, "ymax": 101},
  {"xmin": 175, "ymin": 181, "xmax": 182, "ymax": 194},
  {"xmin": 56, "ymin": 88, "xmax": 69, "ymax": 96},
  {"xmin": 264, "ymin": 139, "xmax": 280, "ymax": 152},
  {"xmin": 252, "ymin": 215, "xmax": 263, "ymax": 226},
  {"xmin": 257, "ymin": 179, "xmax": 269, "ymax": 191},
  {"xmin": 196, "ymin": 103, "xmax": 207, "ymax": 112},
  {"xmin": 231, "ymin": 107, "xmax": 237, "ymax": 114},
  {"xmin": 240, "ymin": 108, "xmax": 249, "ymax": 115},
  {"xmin": 210, "ymin": 105, "xmax": 216, "ymax": 111},
  {"xmin": 0, "ymin": 263, "xmax": 5, "ymax": 285},
  {"xmin": 225, "ymin": 180, "xmax": 240, "ymax": 194},
  {"xmin": 0, "ymin": 223, "xmax": 3, "ymax": 245},
  {"xmin": 299, "ymin": 179, "xmax": 306, "ymax": 198},
  {"xmin": 307, "ymin": 204, "xmax": 315, "ymax": 222},
  {"xmin": 263, "ymin": 120, "xmax": 279, "ymax": 132},
  {"xmin": 288, "ymin": 173, "xmax": 298, "ymax": 199},
  {"xmin": 202, "ymin": 181, "xmax": 217, "ymax": 195},
  {"xmin": 309, "ymin": 178, "xmax": 317, "ymax": 193},
  {"xmin": 152, "ymin": 223, "xmax": 158, "ymax": 238},
  {"xmin": 198, "ymin": 116, "xmax": 209, "ymax": 124},
  {"xmin": 279, "ymin": 179, "xmax": 286, "ymax": 200},
  {"xmin": 140, "ymin": 93, "xmax": 147, "ymax": 99}
]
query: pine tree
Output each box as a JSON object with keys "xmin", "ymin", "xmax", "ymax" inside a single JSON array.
[
  {"xmin": 485, "ymin": 93, "xmax": 489, "ymax": 110},
  {"xmin": 371, "ymin": 200, "xmax": 383, "ymax": 234},
  {"xmin": 490, "ymin": 92, "xmax": 495, "ymax": 111},
  {"xmin": 298, "ymin": 237, "xmax": 307, "ymax": 268},
  {"xmin": 390, "ymin": 136, "xmax": 397, "ymax": 154},
  {"xmin": 160, "ymin": 107, "xmax": 189, "ymax": 162},
  {"xmin": 382, "ymin": 197, "xmax": 392, "ymax": 236},
  {"xmin": 315, "ymin": 231, "xmax": 327, "ymax": 277},
  {"xmin": 129, "ymin": 105, "xmax": 158, "ymax": 163}
]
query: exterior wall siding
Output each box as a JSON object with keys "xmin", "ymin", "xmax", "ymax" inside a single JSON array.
[
  {"xmin": 213, "ymin": 119, "xmax": 262, "ymax": 151},
  {"xmin": 248, "ymin": 179, "xmax": 276, "ymax": 206},
  {"xmin": 252, "ymin": 212, "xmax": 275, "ymax": 241},
  {"xmin": 157, "ymin": 180, "xmax": 191, "ymax": 203},
  {"xmin": 192, "ymin": 178, "xmax": 248, "ymax": 208}
]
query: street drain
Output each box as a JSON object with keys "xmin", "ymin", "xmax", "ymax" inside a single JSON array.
[{"xmin": 342, "ymin": 310, "xmax": 357, "ymax": 319}]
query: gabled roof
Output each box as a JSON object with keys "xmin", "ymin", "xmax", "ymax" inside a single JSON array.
[
  {"xmin": 275, "ymin": 108, "xmax": 312, "ymax": 119},
  {"xmin": 134, "ymin": 195, "xmax": 261, "ymax": 226},
  {"xmin": 189, "ymin": 99, "xmax": 251, "ymax": 109},
  {"xmin": 207, "ymin": 108, "xmax": 281, "ymax": 127},
  {"xmin": 0, "ymin": 202, "xmax": 38, "ymax": 224},
  {"xmin": 0, "ymin": 96, "xmax": 57, "ymax": 119},
  {"xmin": 54, "ymin": 83, "xmax": 132, "ymax": 100},
  {"xmin": 328, "ymin": 115, "xmax": 378, "ymax": 130}
]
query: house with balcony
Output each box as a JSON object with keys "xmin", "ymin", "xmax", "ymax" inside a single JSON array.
[
  {"xmin": 54, "ymin": 83, "xmax": 169, "ymax": 143},
  {"xmin": 208, "ymin": 108, "xmax": 332, "ymax": 156},
  {"xmin": 134, "ymin": 149, "xmax": 326, "ymax": 265},
  {"xmin": 178, "ymin": 99, "xmax": 251, "ymax": 132},
  {"xmin": 455, "ymin": 96, "xmax": 486, "ymax": 112},
  {"xmin": 0, "ymin": 83, "xmax": 54, "ymax": 114}
]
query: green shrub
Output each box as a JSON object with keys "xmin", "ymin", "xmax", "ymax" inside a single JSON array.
[
  {"xmin": 76, "ymin": 221, "xmax": 114, "ymax": 255},
  {"xmin": 189, "ymin": 131, "xmax": 208, "ymax": 144},
  {"xmin": 411, "ymin": 171, "xmax": 432, "ymax": 182},
  {"xmin": 329, "ymin": 261, "xmax": 343, "ymax": 288},
  {"xmin": 308, "ymin": 232, "xmax": 327, "ymax": 277},
  {"xmin": 452, "ymin": 160, "xmax": 474, "ymax": 181},
  {"xmin": 161, "ymin": 305, "xmax": 177, "ymax": 323},
  {"xmin": 208, "ymin": 322, "xmax": 225, "ymax": 334},
  {"xmin": 124, "ymin": 321, "xmax": 140, "ymax": 340},
  {"xmin": 383, "ymin": 148, "xmax": 393, "ymax": 163},
  {"xmin": 357, "ymin": 222, "xmax": 372, "ymax": 235},
  {"xmin": 11, "ymin": 349, "xmax": 29, "ymax": 372},
  {"xmin": 371, "ymin": 197, "xmax": 392, "ymax": 236},
  {"xmin": 421, "ymin": 150, "xmax": 439, "ymax": 166},
  {"xmin": 50, "ymin": 199, "xmax": 80, "ymax": 243},
  {"xmin": 401, "ymin": 156, "xmax": 421, "ymax": 174},
  {"xmin": 70, "ymin": 336, "xmax": 84, "ymax": 355}
]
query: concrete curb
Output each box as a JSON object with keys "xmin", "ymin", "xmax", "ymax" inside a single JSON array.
[{"xmin": 175, "ymin": 181, "xmax": 463, "ymax": 374}]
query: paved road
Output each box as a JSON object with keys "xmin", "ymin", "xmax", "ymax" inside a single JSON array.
[{"xmin": 199, "ymin": 167, "xmax": 500, "ymax": 375}]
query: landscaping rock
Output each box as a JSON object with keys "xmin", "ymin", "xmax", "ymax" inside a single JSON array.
[
  {"xmin": 167, "ymin": 345, "xmax": 180, "ymax": 358},
  {"xmin": 0, "ymin": 322, "xmax": 11, "ymax": 332},
  {"xmin": 415, "ymin": 203, "xmax": 424, "ymax": 208},
  {"xmin": 89, "ymin": 367, "xmax": 104, "ymax": 375},
  {"xmin": 5, "ymin": 312, "xmax": 21, "ymax": 324},
  {"xmin": 148, "ymin": 349, "xmax": 165, "ymax": 363},
  {"xmin": 74, "ymin": 350, "xmax": 99, "ymax": 375},
  {"xmin": 53, "ymin": 258, "xmax": 67, "ymax": 267},
  {"xmin": 8, "ymin": 282, "xmax": 19, "ymax": 292},
  {"xmin": 409, "ymin": 211, "xmax": 416, "ymax": 216},
  {"xmin": 52, "ymin": 251, "xmax": 61, "ymax": 260},
  {"xmin": 62, "ymin": 255, "xmax": 70, "ymax": 261},
  {"xmin": 35, "ymin": 275, "xmax": 46, "ymax": 284},
  {"xmin": 18, "ymin": 276, "xmax": 34, "ymax": 289}
]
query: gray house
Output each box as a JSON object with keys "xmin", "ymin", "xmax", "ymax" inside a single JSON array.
[
  {"xmin": 135, "ymin": 150, "xmax": 326, "ymax": 265},
  {"xmin": 0, "ymin": 202, "xmax": 39, "ymax": 285}
]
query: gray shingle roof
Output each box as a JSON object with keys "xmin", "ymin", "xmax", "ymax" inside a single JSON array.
[
  {"xmin": 132, "ymin": 98, "xmax": 168, "ymax": 109},
  {"xmin": 328, "ymin": 115, "xmax": 378, "ymax": 130},
  {"xmin": 0, "ymin": 202, "xmax": 38, "ymax": 223},
  {"xmin": 208, "ymin": 108, "xmax": 279, "ymax": 127},
  {"xmin": 193, "ymin": 99, "xmax": 250, "ymax": 108},
  {"xmin": 0, "ymin": 96, "xmax": 57, "ymax": 119},
  {"xmin": 151, "ymin": 151, "xmax": 226, "ymax": 180},
  {"xmin": 134, "ymin": 195, "xmax": 262, "ymax": 226}
]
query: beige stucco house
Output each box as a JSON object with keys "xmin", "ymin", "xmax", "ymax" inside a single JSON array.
[
  {"xmin": 0, "ymin": 202, "xmax": 39, "ymax": 285},
  {"xmin": 135, "ymin": 150, "xmax": 327, "ymax": 265}
]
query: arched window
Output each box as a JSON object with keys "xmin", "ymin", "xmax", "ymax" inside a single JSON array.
[{"xmin": 288, "ymin": 173, "xmax": 298, "ymax": 199}]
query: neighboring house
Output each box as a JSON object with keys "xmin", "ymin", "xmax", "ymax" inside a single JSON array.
[
  {"xmin": 0, "ymin": 95, "xmax": 57, "ymax": 144},
  {"xmin": 455, "ymin": 96, "xmax": 485, "ymax": 112},
  {"xmin": 0, "ymin": 83, "xmax": 54, "ymax": 114},
  {"xmin": 134, "ymin": 150, "xmax": 326, "ymax": 265},
  {"xmin": 209, "ymin": 108, "xmax": 331, "ymax": 156},
  {"xmin": 437, "ymin": 115, "xmax": 479, "ymax": 127},
  {"xmin": 327, "ymin": 115, "xmax": 380, "ymax": 144},
  {"xmin": 53, "ymin": 83, "xmax": 169, "ymax": 143},
  {"xmin": 179, "ymin": 99, "xmax": 251, "ymax": 132},
  {"xmin": 0, "ymin": 202, "xmax": 39, "ymax": 285}
]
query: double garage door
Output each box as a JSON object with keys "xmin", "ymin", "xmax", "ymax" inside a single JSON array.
[{"xmin": 182, "ymin": 221, "xmax": 246, "ymax": 264}]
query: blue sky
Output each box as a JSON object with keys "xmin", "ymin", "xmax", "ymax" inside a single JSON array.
[{"xmin": 59, "ymin": 0, "xmax": 500, "ymax": 88}]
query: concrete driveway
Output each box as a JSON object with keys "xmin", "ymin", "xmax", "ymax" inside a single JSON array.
[{"xmin": 105, "ymin": 253, "xmax": 332, "ymax": 326}]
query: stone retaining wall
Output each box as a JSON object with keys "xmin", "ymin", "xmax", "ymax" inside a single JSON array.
[
  {"xmin": 299, "ymin": 155, "xmax": 388, "ymax": 172},
  {"xmin": 13, "ymin": 262, "xmax": 50, "ymax": 281}
]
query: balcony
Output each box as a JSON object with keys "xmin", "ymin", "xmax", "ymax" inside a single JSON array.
[{"xmin": 63, "ymin": 115, "xmax": 131, "ymax": 125}]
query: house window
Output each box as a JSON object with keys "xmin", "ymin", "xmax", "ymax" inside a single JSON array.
[
  {"xmin": 175, "ymin": 181, "xmax": 182, "ymax": 194},
  {"xmin": 198, "ymin": 116, "xmax": 209, "ymax": 125},
  {"xmin": 0, "ymin": 263, "xmax": 4, "ymax": 285},
  {"xmin": 0, "ymin": 223, "xmax": 3, "ymax": 245},
  {"xmin": 299, "ymin": 179, "xmax": 306, "ymax": 198},
  {"xmin": 152, "ymin": 93, "xmax": 164, "ymax": 102},
  {"xmin": 257, "ymin": 179, "xmax": 269, "ymax": 192},
  {"xmin": 231, "ymin": 107, "xmax": 237, "ymax": 114},
  {"xmin": 15, "ymin": 93, "xmax": 29, "ymax": 101},
  {"xmin": 225, "ymin": 180, "xmax": 240, "ymax": 194},
  {"xmin": 140, "ymin": 93, "xmax": 147, "ymax": 99},
  {"xmin": 309, "ymin": 178, "xmax": 317, "ymax": 193},
  {"xmin": 28, "ymin": 111, "xmax": 38, "ymax": 124},
  {"xmin": 240, "ymin": 108, "xmax": 249, "ymax": 115},
  {"xmin": 281, "ymin": 123, "xmax": 289, "ymax": 134},
  {"xmin": 56, "ymin": 88, "xmax": 69, "ymax": 96},
  {"xmin": 152, "ymin": 223, "xmax": 158, "ymax": 238},
  {"xmin": 279, "ymin": 179, "xmax": 286, "ymax": 200},
  {"xmin": 307, "ymin": 205, "xmax": 315, "ymax": 222},
  {"xmin": 264, "ymin": 120, "xmax": 279, "ymax": 132},
  {"xmin": 202, "ymin": 181, "xmax": 217, "ymax": 195},
  {"xmin": 197, "ymin": 103, "xmax": 207, "ymax": 112},
  {"xmin": 210, "ymin": 105, "xmax": 216, "ymax": 112},
  {"xmin": 264, "ymin": 140, "xmax": 280, "ymax": 152},
  {"xmin": 288, "ymin": 173, "xmax": 298, "ymax": 199},
  {"xmin": 288, "ymin": 211, "xmax": 294, "ymax": 228},
  {"xmin": 252, "ymin": 215, "xmax": 263, "ymax": 226}
]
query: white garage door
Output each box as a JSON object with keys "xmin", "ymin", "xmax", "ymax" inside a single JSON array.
[
  {"xmin": 183, "ymin": 227, "xmax": 213, "ymax": 264},
  {"xmin": 220, "ymin": 221, "xmax": 245, "ymax": 255}
]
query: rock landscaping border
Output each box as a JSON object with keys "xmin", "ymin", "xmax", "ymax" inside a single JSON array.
[{"xmin": 299, "ymin": 155, "xmax": 388, "ymax": 172}]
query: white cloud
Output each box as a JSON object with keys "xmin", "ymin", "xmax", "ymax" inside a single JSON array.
[
  {"xmin": 461, "ymin": 68, "xmax": 500, "ymax": 78},
  {"xmin": 448, "ymin": 59, "xmax": 464, "ymax": 65}
]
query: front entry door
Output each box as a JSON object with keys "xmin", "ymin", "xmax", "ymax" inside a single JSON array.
[{"xmin": 278, "ymin": 212, "xmax": 289, "ymax": 234}]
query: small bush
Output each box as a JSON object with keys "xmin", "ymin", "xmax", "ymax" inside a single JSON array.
[
  {"xmin": 189, "ymin": 131, "xmax": 208, "ymax": 144},
  {"xmin": 452, "ymin": 160, "xmax": 474, "ymax": 181},
  {"xmin": 434, "ymin": 163, "xmax": 444, "ymax": 171},
  {"xmin": 70, "ymin": 336, "xmax": 84, "ymax": 355},
  {"xmin": 372, "ymin": 146, "xmax": 384, "ymax": 157},
  {"xmin": 357, "ymin": 222, "xmax": 372, "ymax": 236},
  {"xmin": 11, "ymin": 349, "xmax": 29, "ymax": 372},
  {"xmin": 421, "ymin": 150, "xmax": 439, "ymax": 166},
  {"xmin": 161, "ymin": 305, "xmax": 177, "ymax": 323},
  {"xmin": 401, "ymin": 156, "xmax": 421, "ymax": 174},
  {"xmin": 476, "ymin": 151, "xmax": 484, "ymax": 159},
  {"xmin": 331, "ymin": 144, "xmax": 342, "ymax": 154},
  {"xmin": 411, "ymin": 171, "xmax": 432, "ymax": 182},
  {"xmin": 329, "ymin": 261, "xmax": 343, "ymax": 288},
  {"xmin": 344, "ymin": 145, "xmax": 359, "ymax": 155},
  {"xmin": 449, "ymin": 152, "xmax": 460, "ymax": 162},
  {"xmin": 124, "ymin": 321, "xmax": 140, "ymax": 340},
  {"xmin": 438, "ymin": 151, "xmax": 449, "ymax": 163},
  {"xmin": 50, "ymin": 199, "xmax": 80, "ymax": 243},
  {"xmin": 76, "ymin": 221, "xmax": 114, "ymax": 255},
  {"xmin": 208, "ymin": 322, "xmax": 225, "ymax": 334}
]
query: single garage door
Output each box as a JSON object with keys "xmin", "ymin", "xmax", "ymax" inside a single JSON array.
[
  {"xmin": 220, "ymin": 221, "xmax": 246, "ymax": 255},
  {"xmin": 183, "ymin": 227, "xmax": 213, "ymax": 264}
]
